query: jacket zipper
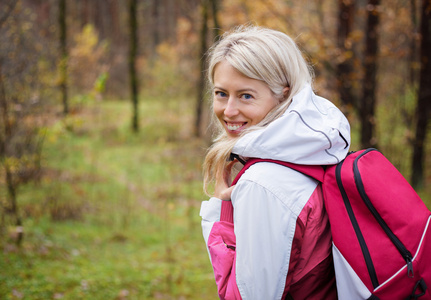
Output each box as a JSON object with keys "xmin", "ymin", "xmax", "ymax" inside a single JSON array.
[
  {"xmin": 353, "ymin": 148, "xmax": 414, "ymax": 278},
  {"xmin": 335, "ymin": 161, "xmax": 380, "ymax": 288}
]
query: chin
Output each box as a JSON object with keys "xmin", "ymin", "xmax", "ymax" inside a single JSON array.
[{"xmin": 226, "ymin": 131, "xmax": 242, "ymax": 138}]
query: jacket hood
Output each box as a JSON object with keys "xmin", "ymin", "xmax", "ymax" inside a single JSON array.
[{"xmin": 232, "ymin": 84, "xmax": 351, "ymax": 165}]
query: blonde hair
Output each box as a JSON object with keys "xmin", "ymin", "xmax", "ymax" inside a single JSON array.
[{"xmin": 203, "ymin": 25, "xmax": 313, "ymax": 195}]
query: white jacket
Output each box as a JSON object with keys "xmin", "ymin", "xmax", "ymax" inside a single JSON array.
[{"xmin": 200, "ymin": 85, "xmax": 351, "ymax": 299}]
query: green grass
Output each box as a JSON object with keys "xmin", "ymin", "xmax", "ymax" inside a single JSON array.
[{"xmin": 0, "ymin": 98, "xmax": 218, "ymax": 299}]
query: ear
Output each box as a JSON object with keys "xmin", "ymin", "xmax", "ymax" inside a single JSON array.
[{"xmin": 282, "ymin": 87, "xmax": 290, "ymax": 99}]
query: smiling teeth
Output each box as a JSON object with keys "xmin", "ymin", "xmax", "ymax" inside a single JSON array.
[{"xmin": 227, "ymin": 124, "xmax": 242, "ymax": 131}]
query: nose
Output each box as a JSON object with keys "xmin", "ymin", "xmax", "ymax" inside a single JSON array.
[{"xmin": 224, "ymin": 97, "xmax": 239, "ymax": 118}]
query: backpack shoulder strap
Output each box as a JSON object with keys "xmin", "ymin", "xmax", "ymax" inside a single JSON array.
[{"xmin": 220, "ymin": 158, "xmax": 325, "ymax": 222}]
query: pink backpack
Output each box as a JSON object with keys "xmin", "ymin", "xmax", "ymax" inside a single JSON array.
[{"xmin": 228, "ymin": 148, "xmax": 431, "ymax": 299}]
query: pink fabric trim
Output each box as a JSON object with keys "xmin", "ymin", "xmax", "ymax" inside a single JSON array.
[
  {"xmin": 220, "ymin": 200, "xmax": 234, "ymax": 223},
  {"xmin": 208, "ymin": 221, "xmax": 242, "ymax": 300}
]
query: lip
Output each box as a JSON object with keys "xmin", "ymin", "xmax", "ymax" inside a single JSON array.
[{"xmin": 224, "ymin": 121, "xmax": 248, "ymax": 135}]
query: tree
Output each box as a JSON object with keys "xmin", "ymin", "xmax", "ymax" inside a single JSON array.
[
  {"xmin": 195, "ymin": 0, "xmax": 220, "ymax": 137},
  {"xmin": 411, "ymin": 0, "xmax": 431, "ymax": 189},
  {"xmin": 360, "ymin": 0, "xmax": 380, "ymax": 149},
  {"xmin": 59, "ymin": 0, "xmax": 68, "ymax": 115},
  {"xmin": 410, "ymin": 0, "xmax": 420, "ymax": 84},
  {"xmin": 211, "ymin": 0, "xmax": 221, "ymax": 38},
  {"xmin": 336, "ymin": 0, "xmax": 357, "ymax": 110},
  {"xmin": 129, "ymin": 0, "xmax": 139, "ymax": 132},
  {"xmin": 0, "ymin": 2, "xmax": 50, "ymax": 245},
  {"xmin": 194, "ymin": 0, "xmax": 210, "ymax": 137},
  {"xmin": 0, "ymin": 63, "xmax": 25, "ymax": 246},
  {"xmin": 152, "ymin": 0, "xmax": 160, "ymax": 52}
]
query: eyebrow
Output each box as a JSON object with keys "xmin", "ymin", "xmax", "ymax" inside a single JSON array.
[{"xmin": 213, "ymin": 86, "xmax": 258, "ymax": 94}]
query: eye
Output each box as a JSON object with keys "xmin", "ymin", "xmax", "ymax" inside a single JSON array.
[
  {"xmin": 241, "ymin": 93, "xmax": 253, "ymax": 100},
  {"xmin": 215, "ymin": 91, "xmax": 227, "ymax": 98}
]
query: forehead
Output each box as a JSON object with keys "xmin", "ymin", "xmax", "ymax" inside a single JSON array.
[
  {"xmin": 213, "ymin": 60, "xmax": 271, "ymax": 93},
  {"xmin": 213, "ymin": 61, "xmax": 254, "ymax": 85},
  {"xmin": 213, "ymin": 60, "xmax": 246, "ymax": 80}
]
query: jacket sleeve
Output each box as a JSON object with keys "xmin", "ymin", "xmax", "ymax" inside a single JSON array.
[
  {"xmin": 200, "ymin": 197, "xmax": 222, "ymax": 249},
  {"xmin": 200, "ymin": 179, "xmax": 299, "ymax": 299},
  {"xmin": 232, "ymin": 179, "xmax": 298, "ymax": 299}
]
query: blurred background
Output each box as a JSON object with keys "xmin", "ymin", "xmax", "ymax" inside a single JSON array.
[{"xmin": 0, "ymin": 0, "xmax": 430, "ymax": 299}]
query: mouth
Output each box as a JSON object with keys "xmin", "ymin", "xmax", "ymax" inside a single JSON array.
[{"xmin": 225, "ymin": 121, "xmax": 247, "ymax": 134}]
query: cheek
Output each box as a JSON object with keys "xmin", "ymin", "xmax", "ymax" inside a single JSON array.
[
  {"xmin": 213, "ymin": 102, "xmax": 224, "ymax": 120},
  {"xmin": 213, "ymin": 100, "xmax": 224, "ymax": 116},
  {"xmin": 252, "ymin": 100, "xmax": 278, "ymax": 124}
]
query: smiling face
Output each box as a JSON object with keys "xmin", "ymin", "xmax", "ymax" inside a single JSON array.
[{"xmin": 213, "ymin": 60, "xmax": 281, "ymax": 138}]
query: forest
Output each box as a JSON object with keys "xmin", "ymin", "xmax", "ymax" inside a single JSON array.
[{"xmin": 0, "ymin": 0, "xmax": 430, "ymax": 299}]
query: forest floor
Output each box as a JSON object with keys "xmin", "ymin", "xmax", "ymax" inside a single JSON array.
[
  {"xmin": 0, "ymin": 96, "xmax": 430, "ymax": 299},
  {"xmin": 0, "ymin": 98, "xmax": 218, "ymax": 299}
]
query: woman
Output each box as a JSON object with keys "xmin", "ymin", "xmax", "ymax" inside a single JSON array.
[{"xmin": 200, "ymin": 25, "xmax": 350, "ymax": 299}]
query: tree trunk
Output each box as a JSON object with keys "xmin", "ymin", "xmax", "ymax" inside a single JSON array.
[
  {"xmin": 129, "ymin": 0, "xmax": 139, "ymax": 132},
  {"xmin": 109, "ymin": 0, "xmax": 121, "ymax": 43},
  {"xmin": 59, "ymin": 0, "xmax": 68, "ymax": 115},
  {"xmin": 5, "ymin": 164, "xmax": 23, "ymax": 246},
  {"xmin": 194, "ymin": 0, "xmax": 209, "ymax": 137},
  {"xmin": 336, "ymin": 0, "xmax": 357, "ymax": 110},
  {"xmin": 0, "ymin": 64, "xmax": 8, "ymax": 226},
  {"xmin": 80, "ymin": 0, "xmax": 90, "ymax": 28},
  {"xmin": 211, "ymin": 0, "xmax": 221, "ymax": 39},
  {"xmin": 0, "ymin": 64, "xmax": 23, "ymax": 246},
  {"xmin": 410, "ymin": 0, "xmax": 419, "ymax": 84},
  {"xmin": 360, "ymin": 0, "xmax": 380, "ymax": 149},
  {"xmin": 411, "ymin": 0, "xmax": 431, "ymax": 189},
  {"xmin": 152, "ymin": 0, "xmax": 160, "ymax": 55}
]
